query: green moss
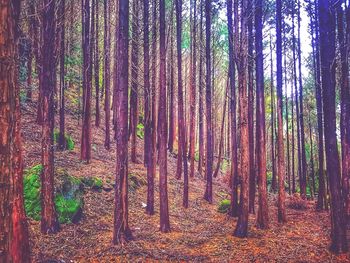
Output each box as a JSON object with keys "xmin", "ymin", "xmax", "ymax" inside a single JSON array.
[
  {"xmin": 23, "ymin": 165, "xmax": 43, "ymax": 220},
  {"xmin": 55, "ymin": 194, "xmax": 82, "ymax": 224},
  {"xmin": 23, "ymin": 164, "xmax": 83, "ymax": 224},
  {"xmin": 136, "ymin": 123, "xmax": 144, "ymax": 139},
  {"xmin": 218, "ymin": 199, "xmax": 231, "ymax": 214},
  {"xmin": 82, "ymin": 176, "xmax": 103, "ymax": 191},
  {"xmin": 129, "ymin": 173, "xmax": 147, "ymax": 192},
  {"xmin": 53, "ymin": 128, "xmax": 75, "ymax": 151}
]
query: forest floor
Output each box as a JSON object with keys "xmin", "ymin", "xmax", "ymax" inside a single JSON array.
[{"xmin": 21, "ymin": 101, "xmax": 350, "ymax": 262}]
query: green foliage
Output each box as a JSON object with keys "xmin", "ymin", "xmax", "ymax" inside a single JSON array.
[
  {"xmin": 194, "ymin": 151, "xmax": 200, "ymax": 162},
  {"xmin": 218, "ymin": 199, "xmax": 231, "ymax": 214},
  {"xmin": 137, "ymin": 123, "xmax": 145, "ymax": 139},
  {"xmin": 53, "ymin": 129, "xmax": 75, "ymax": 151},
  {"xmin": 23, "ymin": 164, "xmax": 83, "ymax": 224},
  {"xmin": 220, "ymin": 159, "xmax": 230, "ymax": 172}
]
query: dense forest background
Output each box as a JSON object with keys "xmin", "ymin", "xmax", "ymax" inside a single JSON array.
[{"xmin": 1, "ymin": 0, "xmax": 350, "ymax": 261}]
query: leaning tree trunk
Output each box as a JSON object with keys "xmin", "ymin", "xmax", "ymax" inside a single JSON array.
[
  {"xmin": 0, "ymin": 1, "xmax": 30, "ymax": 261},
  {"xmin": 41, "ymin": 0, "xmax": 60, "ymax": 234}
]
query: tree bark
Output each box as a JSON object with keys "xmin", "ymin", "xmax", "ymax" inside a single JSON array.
[
  {"xmin": 0, "ymin": 1, "xmax": 31, "ymax": 261},
  {"xmin": 113, "ymin": 0, "xmax": 133, "ymax": 244}
]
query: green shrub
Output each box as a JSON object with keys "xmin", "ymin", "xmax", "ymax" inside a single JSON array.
[
  {"xmin": 218, "ymin": 199, "xmax": 231, "ymax": 213},
  {"xmin": 23, "ymin": 165, "xmax": 43, "ymax": 220},
  {"xmin": 82, "ymin": 176, "xmax": 103, "ymax": 191},
  {"xmin": 55, "ymin": 194, "xmax": 82, "ymax": 224}
]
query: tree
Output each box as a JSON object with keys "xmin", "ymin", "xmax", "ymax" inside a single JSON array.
[
  {"xmin": 318, "ymin": 0, "xmax": 347, "ymax": 253},
  {"xmin": 103, "ymin": 0, "xmax": 111, "ymax": 150},
  {"xmin": 41, "ymin": 0, "xmax": 60, "ymax": 234},
  {"xmin": 159, "ymin": 0, "xmax": 171, "ymax": 232},
  {"xmin": 144, "ymin": 0, "xmax": 155, "ymax": 215},
  {"xmin": 130, "ymin": 0, "xmax": 140, "ymax": 163},
  {"xmin": 204, "ymin": 0, "xmax": 213, "ymax": 203},
  {"xmin": 175, "ymin": 0, "xmax": 189, "ymax": 207},
  {"xmin": 255, "ymin": 0, "xmax": 269, "ymax": 229},
  {"xmin": 94, "ymin": 0, "xmax": 100, "ymax": 127},
  {"xmin": 58, "ymin": 0, "xmax": 66, "ymax": 151},
  {"xmin": 168, "ymin": 0, "xmax": 175, "ymax": 153},
  {"xmin": 189, "ymin": 0, "xmax": 197, "ymax": 178},
  {"xmin": 233, "ymin": 0, "xmax": 250, "ymax": 238},
  {"xmin": 0, "ymin": 0, "xmax": 30, "ymax": 261},
  {"xmin": 113, "ymin": 0, "xmax": 133, "ymax": 244},
  {"xmin": 227, "ymin": 0, "xmax": 239, "ymax": 217},
  {"xmin": 81, "ymin": 0, "xmax": 92, "ymax": 163},
  {"xmin": 276, "ymin": 0, "xmax": 286, "ymax": 223}
]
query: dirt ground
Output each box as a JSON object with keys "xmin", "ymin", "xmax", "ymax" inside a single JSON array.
[{"xmin": 21, "ymin": 102, "xmax": 350, "ymax": 262}]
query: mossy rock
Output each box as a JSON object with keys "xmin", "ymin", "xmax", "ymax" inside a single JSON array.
[
  {"xmin": 53, "ymin": 129, "xmax": 75, "ymax": 151},
  {"xmin": 23, "ymin": 165, "xmax": 83, "ymax": 224},
  {"xmin": 218, "ymin": 199, "xmax": 231, "ymax": 214},
  {"xmin": 82, "ymin": 176, "xmax": 103, "ymax": 192},
  {"xmin": 129, "ymin": 173, "xmax": 147, "ymax": 192}
]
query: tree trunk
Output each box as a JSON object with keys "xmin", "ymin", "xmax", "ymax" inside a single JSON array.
[
  {"xmin": 318, "ymin": 0, "xmax": 348, "ymax": 253},
  {"xmin": 81, "ymin": 0, "xmax": 92, "ymax": 163},
  {"xmin": 0, "ymin": 1, "xmax": 30, "ymax": 261},
  {"xmin": 168, "ymin": 1, "xmax": 175, "ymax": 153},
  {"xmin": 159, "ymin": 0, "xmax": 171, "ymax": 232},
  {"xmin": 113, "ymin": 0, "xmax": 133, "ymax": 244},
  {"xmin": 276, "ymin": 0, "xmax": 287, "ymax": 223},
  {"xmin": 103, "ymin": 0, "xmax": 111, "ymax": 150},
  {"xmin": 255, "ymin": 0, "xmax": 269, "ymax": 229},
  {"xmin": 58, "ymin": 0, "xmax": 66, "ymax": 151},
  {"xmin": 130, "ymin": 0, "xmax": 140, "ymax": 163},
  {"xmin": 41, "ymin": 0, "xmax": 60, "ymax": 234},
  {"xmin": 204, "ymin": 0, "xmax": 213, "ymax": 204},
  {"xmin": 95, "ymin": 0, "xmax": 100, "ymax": 127}
]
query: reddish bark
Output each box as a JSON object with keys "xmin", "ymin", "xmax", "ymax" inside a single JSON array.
[
  {"xmin": 0, "ymin": 1, "xmax": 30, "ymax": 261},
  {"xmin": 40, "ymin": 0, "xmax": 60, "ymax": 234},
  {"xmin": 255, "ymin": 0, "xmax": 269, "ymax": 229},
  {"xmin": 95, "ymin": 0, "xmax": 100, "ymax": 128},
  {"xmin": 113, "ymin": 0, "xmax": 133, "ymax": 244}
]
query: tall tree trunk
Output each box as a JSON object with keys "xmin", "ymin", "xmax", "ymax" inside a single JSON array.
[
  {"xmin": 227, "ymin": 0, "xmax": 239, "ymax": 217},
  {"xmin": 234, "ymin": 0, "xmax": 250, "ymax": 238},
  {"xmin": 159, "ymin": 0, "xmax": 171, "ymax": 232},
  {"xmin": 58, "ymin": 0, "xmax": 66, "ymax": 151},
  {"xmin": 41, "ymin": 0, "xmax": 60, "ymax": 234},
  {"xmin": 204, "ymin": 0, "xmax": 213, "ymax": 203},
  {"xmin": 270, "ymin": 34, "xmax": 277, "ymax": 193},
  {"xmin": 318, "ymin": 0, "xmax": 348, "ymax": 253},
  {"xmin": 113, "ymin": 0, "xmax": 133, "ymax": 244},
  {"xmin": 198, "ymin": 0, "xmax": 205, "ymax": 175},
  {"xmin": 255, "ymin": 0, "xmax": 269, "ymax": 229},
  {"xmin": 0, "ymin": 1, "xmax": 30, "ymax": 261},
  {"xmin": 297, "ymin": 0, "xmax": 308, "ymax": 199},
  {"xmin": 292, "ymin": 3, "xmax": 304, "ymax": 197},
  {"xmin": 95, "ymin": 0, "xmax": 100, "ymax": 127},
  {"xmin": 313, "ymin": 0, "xmax": 326, "ymax": 210},
  {"xmin": 103, "ymin": 0, "xmax": 111, "ymax": 150},
  {"xmin": 81, "ymin": 0, "xmax": 92, "ymax": 163},
  {"xmin": 189, "ymin": 0, "xmax": 197, "ymax": 179},
  {"xmin": 247, "ymin": 0, "xmax": 255, "ymax": 214},
  {"xmin": 168, "ymin": 1, "xmax": 175, "ymax": 153},
  {"xmin": 144, "ymin": 0, "xmax": 155, "ymax": 215},
  {"xmin": 175, "ymin": 0, "xmax": 189, "ymax": 207},
  {"xmin": 130, "ymin": 0, "xmax": 139, "ymax": 163},
  {"xmin": 308, "ymin": 110, "xmax": 316, "ymax": 197},
  {"xmin": 337, "ymin": 0, "xmax": 350, "ymax": 223},
  {"xmin": 276, "ymin": 0, "xmax": 287, "ymax": 223}
]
